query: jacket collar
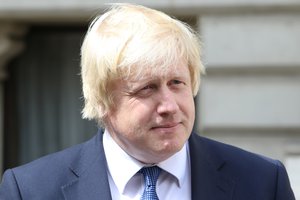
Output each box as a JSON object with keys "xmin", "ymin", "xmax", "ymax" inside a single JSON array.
[
  {"xmin": 189, "ymin": 133, "xmax": 236, "ymax": 200},
  {"xmin": 61, "ymin": 129, "xmax": 112, "ymax": 200},
  {"xmin": 61, "ymin": 130, "xmax": 235, "ymax": 200}
]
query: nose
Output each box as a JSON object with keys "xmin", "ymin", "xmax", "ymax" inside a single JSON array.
[{"xmin": 156, "ymin": 87, "xmax": 179, "ymax": 115}]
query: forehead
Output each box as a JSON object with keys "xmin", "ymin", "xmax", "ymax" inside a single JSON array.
[{"xmin": 122, "ymin": 59, "xmax": 190, "ymax": 82}]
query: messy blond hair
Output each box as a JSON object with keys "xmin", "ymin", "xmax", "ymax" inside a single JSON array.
[{"xmin": 81, "ymin": 3, "xmax": 205, "ymax": 125}]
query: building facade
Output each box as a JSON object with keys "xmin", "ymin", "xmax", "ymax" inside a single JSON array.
[{"xmin": 1, "ymin": 0, "xmax": 300, "ymax": 197}]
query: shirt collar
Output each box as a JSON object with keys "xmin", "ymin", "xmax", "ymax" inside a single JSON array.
[
  {"xmin": 103, "ymin": 129, "xmax": 143, "ymax": 195},
  {"xmin": 103, "ymin": 129, "xmax": 189, "ymax": 194},
  {"xmin": 158, "ymin": 142, "xmax": 189, "ymax": 188}
]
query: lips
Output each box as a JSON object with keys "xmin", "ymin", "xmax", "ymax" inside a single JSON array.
[{"xmin": 151, "ymin": 122, "xmax": 181, "ymax": 130}]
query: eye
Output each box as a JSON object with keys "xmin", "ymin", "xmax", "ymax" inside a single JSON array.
[
  {"xmin": 135, "ymin": 84, "xmax": 157, "ymax": 97},
  {"xmin": 169, "ymin": 79, "xmax": 185, "ymax": 86},
  {"xmin": 141, "ymin": 84, "xmax": 155, "ymax": 90},
  {"xmin": 171, "ymin": 80, "xmax": 183, "ymax": 85}
]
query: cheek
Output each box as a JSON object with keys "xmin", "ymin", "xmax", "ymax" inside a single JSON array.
[
  {"xmin": 179, "ymin": 91, "xmax": 195, "ymax": 111},
  {"xmin": 188, "ymin": 98, "xmax": 195, "ymax": 116},
  {"xmin": 120, "ymin": 101, "xmax": 155, "ymax": 130},
  {"xmin": 129, "ymin": 98, "xmax": 155, "ymax": 115},
  {"xmin": 179, "ymin": 94, "xmax": 195, "ymax": 129}
]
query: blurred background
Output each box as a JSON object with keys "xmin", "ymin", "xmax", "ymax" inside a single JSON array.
[{"xmin": 0, "ymin": 0, "xmax": 299, "ymax": 197}]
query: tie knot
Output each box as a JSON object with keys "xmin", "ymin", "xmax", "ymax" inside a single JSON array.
[
  {"xmin": 140, "ymin": 166, "xmax": 161, "ymax": 187},
  {"xmin": 140, "ymin": 166, "xmax": 161, "ymax": 200}
]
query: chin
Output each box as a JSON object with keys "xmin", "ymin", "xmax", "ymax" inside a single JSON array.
[{"xmin": 159, "ymin": 141, "xmax": 184, "ymax": 155}]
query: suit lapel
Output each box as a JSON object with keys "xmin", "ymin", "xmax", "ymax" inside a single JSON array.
[
  {"xmin": 189, "ymin": 133, "xmax": 235, "ymax": 200},
  {"xmin": 62, "ymin": 130, "xmax": 112, "ymax": 200},
  {"xmin": 60, "ymin": 131, "xmax": 235, "ymax": 200}
]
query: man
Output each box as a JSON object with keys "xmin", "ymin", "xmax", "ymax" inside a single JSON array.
[{"xmin": 0, "ymin": 4, "xmax": 295, "ymax": 200}]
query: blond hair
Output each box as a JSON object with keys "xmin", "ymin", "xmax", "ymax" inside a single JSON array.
[{"xmin": 81, "ymin": 3, "xmax": 205, "ymax": 125}]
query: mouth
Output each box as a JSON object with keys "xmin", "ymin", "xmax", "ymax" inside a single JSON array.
[{"xmin": 151, "ymin": 122, "xmax": 181, "ymax": 131}]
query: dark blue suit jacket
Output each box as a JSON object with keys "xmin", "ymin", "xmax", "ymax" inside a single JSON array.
[{"xmin": 0, "ymin": 130, "xmax": 295, "ymax": 199}]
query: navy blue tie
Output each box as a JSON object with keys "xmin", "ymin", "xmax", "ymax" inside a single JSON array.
[{"xmin": 140, "ymin": 166, "xmax": 161, "ymax": 200}]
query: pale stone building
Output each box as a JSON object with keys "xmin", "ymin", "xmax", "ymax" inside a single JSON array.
[{"xmin": 1, "ymin": 0, "xmax": 299, "ymax": 197}]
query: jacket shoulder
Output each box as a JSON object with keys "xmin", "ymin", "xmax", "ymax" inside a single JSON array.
[
  {"xmin": 191, "ymin": 133, "xmax": 279, "ymax": 168},
  {"xmin": 1, "ymin": 133, "xmax": 102, "ymax": 199},
  {"xmin": 189, "ymin": 133, "xmax": 295, "ymax": 199}
]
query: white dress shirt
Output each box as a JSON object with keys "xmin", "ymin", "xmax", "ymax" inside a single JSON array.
[{"xmin": 103, "ymin": 129, "xmax": 191, "ymax": 200}]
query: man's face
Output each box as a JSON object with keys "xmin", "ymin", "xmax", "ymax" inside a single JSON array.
[{"xmin": 105, "ymin": 60, "xmax": 195, "ymax": 164}]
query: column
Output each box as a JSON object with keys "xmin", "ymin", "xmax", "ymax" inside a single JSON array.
[{"xmin": 0, "ymin": 22, "xmax": 27, "ymax": 174}]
